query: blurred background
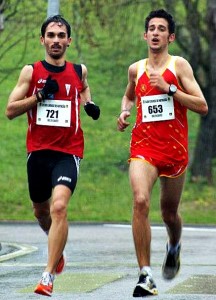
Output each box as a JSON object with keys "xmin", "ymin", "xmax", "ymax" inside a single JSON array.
[{"xmin": 0, "ymin": 0, "xmax": 215, "ymax": 224}]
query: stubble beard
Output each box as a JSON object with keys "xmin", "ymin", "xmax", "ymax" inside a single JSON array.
[
  {"xmin": 49, "ymin": 52, "xmax": 64, "ymax": 60},
  {"xmin": 47, "ymin": 45, "xmax": 67, "ymax": 60}
]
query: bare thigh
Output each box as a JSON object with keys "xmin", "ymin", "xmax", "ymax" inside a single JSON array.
[{"xmin": 129, "ymin": 160, "xmax": 158, "ymax": 205}]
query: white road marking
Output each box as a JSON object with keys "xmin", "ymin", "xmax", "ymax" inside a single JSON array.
[
  {"xmin": 0, "ymin": 242, "xmax": 37, "ymax": 262},
  {"xmin": 103, "ymin": 224, "xmax": 216, "ymax": 232}
]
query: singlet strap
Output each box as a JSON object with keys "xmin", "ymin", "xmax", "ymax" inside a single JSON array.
[
  {"xmin": 73, "ymin": 64, "xmax": 82, "ymax": 80},
  {"xmin": 136, "ymin": 59, "xmax": 147, "ymax": 84},
  {"xmin": 167, "ymin": 56, "xmax": 177, "ymax": 76}
]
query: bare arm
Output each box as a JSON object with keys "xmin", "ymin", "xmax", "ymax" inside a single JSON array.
[
  {"xmin": 174, "ymin": 57, "xmax": 208, "ymax": 115},
  {"xmin": 117, "ymin": 62, "xmax": 137, "ymax": 132},
  {"xmin": 80, "ymin": 64, "xmax": 100, "ymax": 120},
  {"xmin": 5, "ymin": 65, "xmax": 39, "ymax": 120},
  {"xmin": 79, "ymin": 64, "xmax": 92, "ymax": 105},
  {"xmin": 148, "ymin": 57, "xmax": 208, "ymax": 115}
]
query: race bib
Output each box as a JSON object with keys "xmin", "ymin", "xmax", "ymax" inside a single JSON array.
[
  {"xmin": 141, "ymin": 94, "xmax": 175, "ymax": 122},
  {"xmin": 36, "ymin": 100, "xmax": 71, "ymax": 127}
]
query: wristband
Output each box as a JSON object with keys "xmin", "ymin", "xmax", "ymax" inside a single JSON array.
[
  {"xmin": 119, "ymin": 109, "xmax": 130, "ymax": 116},
  {"xmin": 85, "ymin": 100, "xmax": 95, "ymax": 105}
]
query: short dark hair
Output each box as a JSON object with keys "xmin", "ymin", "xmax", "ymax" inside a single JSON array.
[
  {"xmin": 41, "ymin": 15, "xmax": 71, "ymax": 38},
  {"xmin": 145, "ymin": 9, "xmax": 175, "ymax": 34}
]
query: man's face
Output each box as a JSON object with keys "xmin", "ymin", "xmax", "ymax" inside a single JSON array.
[
  {"xmin": 40, "ymin": 22, "xmax": 71, "ymax": 60},
  {"xmin": 144, "ymin": 17, "xmax": 175, "ymax": 52}
]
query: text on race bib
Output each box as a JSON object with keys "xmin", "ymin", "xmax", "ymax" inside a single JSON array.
[{"xmin": 141, "ymin": 94, "xmax": 175, "ymax": 122}]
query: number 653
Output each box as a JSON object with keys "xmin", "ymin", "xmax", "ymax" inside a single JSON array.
[{"xmin": 148, "ymin": 105, "xmax": 163, "ymax": 114}]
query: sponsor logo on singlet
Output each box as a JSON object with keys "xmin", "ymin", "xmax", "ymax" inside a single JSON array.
[{"xmin": 38, "ymin": 78, "xmax": 46, "ymax": 84}]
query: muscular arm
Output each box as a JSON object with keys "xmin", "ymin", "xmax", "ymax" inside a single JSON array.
[
  {"xmin": 79, "ymin": 64, "xmax": 92, "ymax": 105},
  {"xmin": 117, "ymin": 62, "xmax": 137, "ymax": 131},
  {"xmin": 79, "ymin": 64, "xmax": 100, "ymax": 120},
  {"xmin": 174, "ymin": 57, "xmax": 208, "ymax": 115},
  {"xmin": 5, "ymin": 65, "xmax": 38, "ymax": 120}
]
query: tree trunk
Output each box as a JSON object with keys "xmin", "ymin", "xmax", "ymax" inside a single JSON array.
[
  {"xmin": 190, "ymin": 0, "xmax": 216, "ymax": 184},
  {"xmin": 190, "ymin": 113, "xmax": 214, "ymax": 184}
]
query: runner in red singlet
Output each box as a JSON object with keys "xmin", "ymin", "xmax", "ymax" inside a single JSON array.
[
  {"xmin": 6, "ymin": 15, "xmax": 100, "ymax": 297},
  {"xmin": 117, "ymin": 9, "xmax": 208, "ymax": 297}
]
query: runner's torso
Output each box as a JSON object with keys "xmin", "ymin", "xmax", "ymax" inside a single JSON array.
[
  {"xmin": 131, "ymin": 56, "xmax": 188, "ymax": 165},
  {"xmin": 26, "ymin": 60, "xmax": 84, "ymax": 158}
]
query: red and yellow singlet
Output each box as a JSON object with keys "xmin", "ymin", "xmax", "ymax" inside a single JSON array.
[{"xmin": 130, "ymin": 56, "xmax": 188, "ymax": 177}]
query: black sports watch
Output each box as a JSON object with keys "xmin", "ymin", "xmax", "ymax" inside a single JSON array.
[{"xmin": 168, "ymin": 84, "xmax": 177, "ymax": 96}]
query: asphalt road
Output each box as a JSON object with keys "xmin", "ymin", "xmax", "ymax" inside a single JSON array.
[{"xmin": 0, "ymin": 222, "xmax": 216, "ymax": 299}]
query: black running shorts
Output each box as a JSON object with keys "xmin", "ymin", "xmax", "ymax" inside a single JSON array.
[{"xmin": 27, "ymin": 150, "xmax": 81, "ymax": 203}]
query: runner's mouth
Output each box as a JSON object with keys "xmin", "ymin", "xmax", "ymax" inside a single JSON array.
[{"xmin": 51, "ymin": 45, "xmax": 61, "ymax": 50}]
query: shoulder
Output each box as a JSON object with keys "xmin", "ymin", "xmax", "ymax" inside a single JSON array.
[
  {"xmin": 81, "ymin": 64, "xmax": 87, "ymax": 74},
  {"xmin": 128, "ymin": 61, "xmax": 139, "ymax": 72},
  {"xmin": 22, "ymin": 64, "xmax": 34, "ymax": 73},
  {"xmin": 19, "ymin": 64, "xmax": 34, "ymax": 83},
  {"xmin": 174, "ymin": 56, "xmax": 191, "ymax": 69},
  {"xmin": 128, "ymin": 59, "xmax": 147, "ymax": 83},
  {"xmin": 128, "ymin": 61, "xmax": 140, "ymax": 81},
  {"xmin": 129, "ymin": 59, "xmax": 146, "ymax": 74},
  {"xmin": 174, "ymin": 56, "xmax": 194, "ymax": 77},
  {"xmin": 79, "ymin": 64, "xmax": 88, "ymax": 81}
]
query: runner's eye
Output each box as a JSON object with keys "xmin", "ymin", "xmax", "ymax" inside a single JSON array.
[
  {"xmin": 58, "ymin": 33, "xmax": 66, "ymax": 39},
  {"xmin": 46, "ymin": 32, "xmax": 66, "ymax": 39},
  {"xmin": 47, "ymin": 32, "xmax": 55, "ymax": 38}
]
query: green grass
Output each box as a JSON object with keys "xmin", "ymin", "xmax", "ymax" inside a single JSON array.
[{"xmin": 0, "ymin": 1, "xmax": 216, "ymax": 225}]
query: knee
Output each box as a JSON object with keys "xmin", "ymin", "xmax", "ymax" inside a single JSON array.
[
  {"xmin": 50, "ymin": 199, "xmax": 67, "ymax": 219},
  {"xmin": 161, "ymin": 209, "xmax": 178, "ymax": 226},
  {"xmin": 33, "ymin": 206, "xmax": 50, "ymax": 221},
  {"xmin": 133, "ymin": 193, "xmax": 150, "ymax": 217}
]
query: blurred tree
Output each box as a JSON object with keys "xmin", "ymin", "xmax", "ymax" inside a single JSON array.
[
  {"xmin": 0, "ymin": 0, "xmax": 46, "ymax": 84},
  {"xmin": 0, "ymin": 0, "xmax": 5, "ymax": 30},
  {"xmin": 189, "ymin": 0, "xmax": 216, "ymax": 184},
  {"xmin": 1, "ymin": 0, "xmax": 215, "ymax": 183},
  {"xmin": 165, "ymin": 0, "xmax": 216, "ymax": 184}
]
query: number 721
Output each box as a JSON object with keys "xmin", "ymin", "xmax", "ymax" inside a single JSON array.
[{"xmin": 46, "ymin": 109, "xmax": 59, "ymax": 119}]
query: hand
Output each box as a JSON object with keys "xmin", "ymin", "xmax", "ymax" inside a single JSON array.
[
  {"xmin": 149, "ymin": 71, "xmax": 169, "ymax": 93},
  {"xmin": 40, "ymin": 75, "xmax": 59, "ymax": 100},
  {"xmin": 84, "ymin": 102, "xmax": 100, "ymax": 120},
  {"xmin": 117, "ymin": 110, "xmax": 130, "ymax": 131}
]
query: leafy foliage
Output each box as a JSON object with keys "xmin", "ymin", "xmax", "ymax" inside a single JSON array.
[{"xmin": 0, "ymin": 0, "xmax": 215, "ymax": 224}]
